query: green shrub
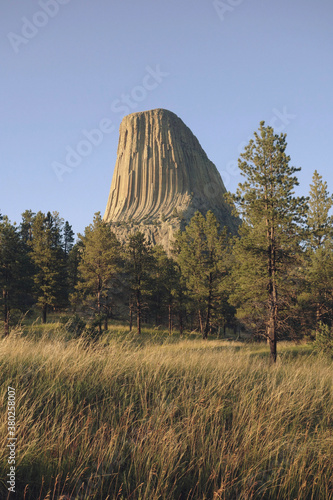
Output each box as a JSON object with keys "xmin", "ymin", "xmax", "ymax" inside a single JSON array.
[
  {"xmin": 313, "ymin": 322, "xmax": 333, "ymax": 355},
  {"xmin": 64, "ymin": 314, "xmax": 86, "ymax": 338}
]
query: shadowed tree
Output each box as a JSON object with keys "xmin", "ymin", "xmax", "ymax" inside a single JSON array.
[
  {"xmin": 30, "ymin": 211, "xmax": 64, "ymax": 323},
  {"xmin": 74, "ymin": 212, "xmax": 121, "ymax": 335},
  {"xmin": 0, "ymin": 216, "xmax": 32, "ymax": 335},
  {"xmin": 306, "ymin": 170, "xmax": 333, "ymax": 250},
  {"xmin": 63, "ymin": 221, "xmax": 75, "ymax": 257},
  {"xmin": 151, "ymin": 245, "xmax": 179, "ymax": 334},
  {"xmin": 46, "ymin": 211, "xmax": 69, "ymax": 309},
  {"xmin": 67, "ymin": 241, "xmax": 82, "ymax": 302},
  {"xmin": 301, "ymin": 171, "xmax": 333, "ymax": 331},
  {"xmin": 171, "ymin": 235, "xmax": 188, "ymax": 336},
  {"xmin": 20, "ymin": 210, "xmax": 35, "ymax": 243},
  {"xmin": 125, "ymin": 232, "xmax": 153, "ymax": 335},
  {"xmin": 174, "ymin": 210, "xmax": 230, "ymax": 339},
  {"xmin": 18, "ymin": 210, "xmax": 36, "ymax": 311}
]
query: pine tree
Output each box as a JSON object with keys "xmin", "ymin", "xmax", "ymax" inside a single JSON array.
[
  {"xmin": 63, "ymin": 221, "xmax": 75, "ymax": 257},
  {"xmin": 47, "ymin": 211, "xmax": 69, "ymax": 309},
  {"xmin": 61, "ymin": 220, "xmax": 76, "ymax": 307},
  {"xmin": 19, "ymin": 210, "xmax": 36, "ymax": 310},
  {"xmin": 67, "ymin": 242, "xmax": 82, "ymax": 300},
  {"xmin": 307, "ymin": 170, "xmax": 333, "ymax": 249},
  {"xmin": 228, "ymin": 122, "xmax": 307, "ymax": 361},
  {"xmin": 302, "ymin": 171, "xmax": 333, "ymax": 330},
  {"xmin": 304, "ymin": 244, "xmax": 333, "ymax": 329},
  {"xmin": 0, "ymin": 216, "xmax": 30, "ymax": 335},
  {"xmin": 20, "ymin": 210, "xmax": 35, "ymax": 243},
  {"xmin": 125, "ymin": 232, "xmax": 153, "ymax": 335},
  {"xmin": 151, "ymin": 245, "xmax": 179, "ymax": 333},
  {"xmin": 175, "ymin": 211, "xmax": 230, "ymax": 339},
  {"xmin": 30, "ymin": 212, "xmax": 63, "ymax": 322},
  {"xmin": 74, "ymin": 213, "xmax": 121, "ymax": 334},
  {"xmin": 171, "ymin": 235, "xmax": 188, "ymax": 336}
]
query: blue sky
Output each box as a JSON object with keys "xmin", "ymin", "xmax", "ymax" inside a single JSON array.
[{"xmin": 1, "ymin": 0, "xmax": 332, "ymax": 236}]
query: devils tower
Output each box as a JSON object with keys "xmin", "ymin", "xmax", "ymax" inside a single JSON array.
[{"xmin": 104, "ymin": 109, "xmax": 238, "ymax": 252}]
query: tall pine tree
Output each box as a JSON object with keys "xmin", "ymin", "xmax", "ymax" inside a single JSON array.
[
  {"xmin": 174, "ymin": 211, "xmax": 230, "ymax": 339},
  {"xmin": 307, "ymin": 170, "xmax": 333, "ymax": 249},
  {"xmin": 228, "ymin": 122, "xmax": 307, "ymax": 361},
  {"xmin": 125, "ymin": 232, "xmax": 153, "ymax": 335},
  {"xmin": 30, "ymin": 211, "xmax": 64, "ymax": 322},
  {"xmin": 302, "ymin": 171, "xmax": 333, "ymax": 330},
  {"xmin": 150, "ymin": 245, "xmax": 179, "ymax": 334},
  {"xmin": 0, "ymin": 216, "xmax": 31, "ymax": 334},
  {"xmin": 74, "ymin": 213, "xmax": 121, "ymax": 334},
  {"xmin": 63, "ymin": 221, "xmax": 75, "ymax": 257}
]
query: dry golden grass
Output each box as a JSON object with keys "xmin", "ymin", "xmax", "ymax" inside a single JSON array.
[{"xmin": 0, "ymin": 327, "xmax": 332, "ymax": 499}]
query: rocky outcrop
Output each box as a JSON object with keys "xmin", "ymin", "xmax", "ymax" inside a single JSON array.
[{"xmin": 103, "ymin": 109, "xmax": 238, "ymax": 252}]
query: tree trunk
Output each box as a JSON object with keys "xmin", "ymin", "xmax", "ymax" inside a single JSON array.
[
  {"xmin": 97, "ymin": 284, "xmax": 102, "ymax": 335},
  {"xmin": 204, "ymin": 272, "xmax": 213, "ymax": 339},
  {"xmin": 267, "ymin": 312, "xmax": 277, "ymax": 363},
  {"xmin": 3, "ymin": 290, "xmax": 10, "ymax": 336},
  {"xmin": 155, "ymin": 295, "xmax": 161, "ymax": 326},
  {"xmin": 177, "ymin": 285, "xmax": 184, "ymax": 336},
  {"xmin": 265, "ymin": 180, "xmax": 278, "ymax": 363},
  {"xmin": 198, "ymin": 309, "xmax": 205, "ymax": 338},
  {"xmin": 4, "ymin": 314, "xmax": 9, "ymax": 336},
  {"xmin": 315, "ymin": 303, "xmax": 321, "ymax": 338},
  {"xmin": 188, "ymin": 311, "xmax": 193, "ymax": 331},
  {"xmin": 42, "ymin": 304, "xmax": 47, "ymax": 324},
  {"xmin": 267, "ymin": 255, "xmax": 278, "ymax": 363},
  {"xmin": 104, "ymin": 314, "xmax": 108, "ymax": 331},
  {"xmin": 179, "ymin": 310, "xmax": 184, "ymax": 336},
  {"xmin": 168, "ymin": 303, "xmax": 172, "ymax": 335},
  {"xmin": 266, "ymin": 209, "xmax": 278, "ymax": 362},
  {"xmin": 129, "ymin": 302, "xmax": 133, "ymax": 332},
  {"xmin": 136, "ymin": 289, "xmax": 141, "ymax": 335}
]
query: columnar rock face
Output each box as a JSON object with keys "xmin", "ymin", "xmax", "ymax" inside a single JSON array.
[{"xmin": 104, "ymin": 109, "xmax": 238, "ymax": 252}]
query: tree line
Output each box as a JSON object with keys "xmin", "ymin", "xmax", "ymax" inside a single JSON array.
[{"xmin": 1, "ymin": 122, "xmax": 333, "ymax": 360}]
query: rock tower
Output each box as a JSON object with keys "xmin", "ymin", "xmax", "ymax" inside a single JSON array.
[{"xmin": 104, "ymin": 109, "xmax": 238, "ymax": 252}]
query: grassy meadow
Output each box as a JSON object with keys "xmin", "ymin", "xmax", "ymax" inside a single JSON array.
[{"xmin": 0, "ymin": 320, "xmax": 332, "ymax": 499}]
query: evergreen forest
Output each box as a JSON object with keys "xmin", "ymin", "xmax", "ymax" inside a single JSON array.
[{"xmin": 1, "ymin": 123, "xmax": 333, "ymax": 360}]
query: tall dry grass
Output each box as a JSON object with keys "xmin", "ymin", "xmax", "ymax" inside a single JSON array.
[{"xmin": 0, "ymin": 327, "xmax": 332, "ymax": 499}]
